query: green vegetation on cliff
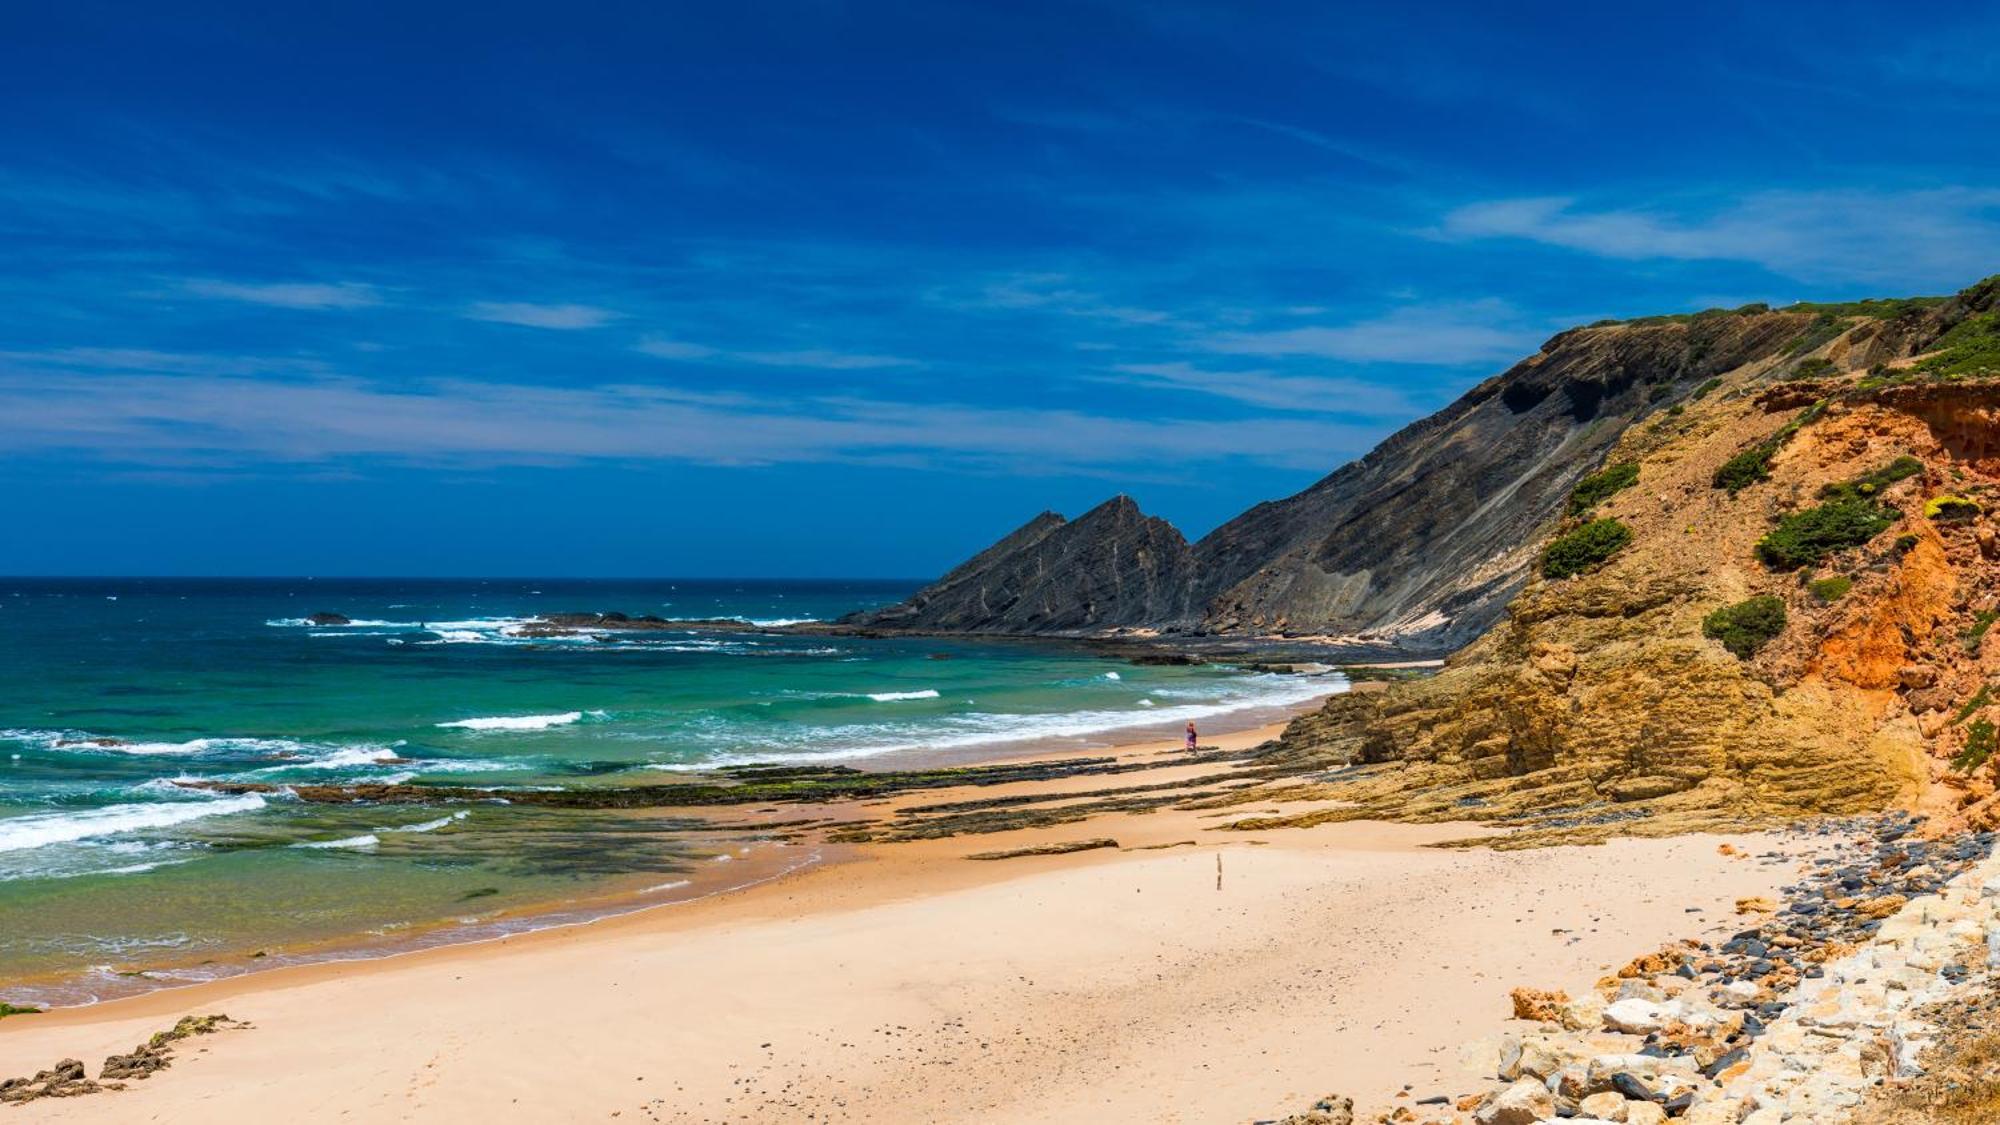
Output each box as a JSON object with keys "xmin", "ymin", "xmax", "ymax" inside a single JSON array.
[
  {"xmin": 1953, "ymin": 718, "xmax": 1996, "ymax": 774},
  {"xmin": 1823, "ymin": 456, "xmax": 1923, "ymax": 502},
  {"xmin": 1540, "ymin": 518, "xmax": 1632, "ymax": 579},
  {"xmin": 1808, "ymin": 575, "xmax": 1853, "ymax": 603},
  {"xmin": 1703, "ymin": 595, "xmax": 1788, "ymax": 658},
  {"xmin": 1714, "ymin": 402, "xmax": 1829, "ymax": 494},
  {"xmin": 1757, "ymin": 497, "xmax": 1897, "ymax": 570},
  {"xmin": 1927, "ymin": 495, "xmax": 1983, "ymax": 521},
  {"xmin": 1918, "ymin": 310, "xmax": 2000, "ymax": 378},
  {"xmin": 1567, "ymin": 462, "xmax": 1639, "ymax": 516}
]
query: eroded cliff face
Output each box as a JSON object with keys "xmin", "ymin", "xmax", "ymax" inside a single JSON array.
[
  {"xmin": 1254, "ymin": 278, "xmax": 2000, "ymax": 840},
  {"xmin": 1191, "ymin": 311, "xmax": 1814, "ymax": 648},
  {"xmin": 856, "ymin": 311, "xmax": 1840, "ymax": 647}
]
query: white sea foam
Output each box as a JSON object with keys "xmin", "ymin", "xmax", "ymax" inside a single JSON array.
[
  {"xmin": 380, "ymin": 811, "xmax": 469, "ymax": 834},
  {"xmin": 304, "ymin": 745, "xmax": 400, "ymax": 769},
  {"xmin": 1103, "ymin": 671, "xmax": 1121, "ymax": 680},
  {"xmin": 675, "ymin": 673, "xmax": 1343, "ymax": 769},
  {"xmin": 0, "ymin": 794, "xmax": 267, "ymax": 854},
  {"xmin": 1, "ymin": 729, "xmax": 309, "ymax": 758},
  {"xmin": 294, "ymin": 833, "xmax": 379, "ymax": 850},
  {"xmin": 866, "ymin": 689, "xmax": 940, "ymax": 702},
  {"xmin": 437, "ymin": 711, "xmax": 584, "ymax": 732}
]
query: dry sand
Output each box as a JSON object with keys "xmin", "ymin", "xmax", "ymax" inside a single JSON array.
[{"xmin": 0, "ymin": 721, "xmax": 1809, "ymax": 1123}]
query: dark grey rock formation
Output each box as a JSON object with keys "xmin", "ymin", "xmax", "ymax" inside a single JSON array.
[{"xmin": 853, "ymin": 496, "xmax": 1200, "ymax": 634}]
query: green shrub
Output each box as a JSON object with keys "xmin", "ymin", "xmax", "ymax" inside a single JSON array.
[
  {"xmin": 1792, "ymin": 356, "xmax": 1837, "ymax": 379},
  {"xmin": 1953, "ymin": 718, "xmax": 1997, "ymax": 773},
  {"xmin": 1541, "ymin": 518, "xmax": 1633, "ymax": 579},
  {"xmin": 1703, "ymin": 595, "xmax": 1787, "ymax": 659},
  {"xmin": 1822, "ymin": 456, "xmax": 1922, "ymax": 502},
  {"xmin": 1755, "ymin": 496, "xmax": 1897, "ymax": 570},
  {"xmin": 1926, "ymin": 495, "xmax": 1982, "ymax": 521},
  {"xmin": 1966, "ymin": 610, "xmax": 1999, "ymax": 655},
  {"xmin": 1714, "ymin": 447, "xmax": 1775, "ymax": 493},
  {"xmin": 1808, "ymin": 575, "xmax": 1853, "ymax": 603},
  {"xmin": 1785, "ymin": 313, "xmax": 1848, "ymax": 356},
  {"xmin": 1568, "ymin": 462, "xmax": 1640, "ymax": 516},
  {"xmin": 1954, "ymin": 684, "xmax": 1994, "ymax": 726},
  {"xmin": 0, "ymin": 1002, "xmax": 41, "ymax": 1019},
  {"xmin": 1712, "ymin": 402, "xmax": 1827, "ymax": 494},
  {"xmin": 1690, "ymin": 377, "xmax": 1723, "ymax": 400}
]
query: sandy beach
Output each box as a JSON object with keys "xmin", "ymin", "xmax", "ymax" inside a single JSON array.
[{"xmin": 0, "ymin": 718, "xmax": 1809, "ymax": 1123}]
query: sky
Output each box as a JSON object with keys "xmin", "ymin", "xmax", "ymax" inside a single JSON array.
[{"xmin": 2, "ymin": 1, "xmax": 1997, "ymax": 577}]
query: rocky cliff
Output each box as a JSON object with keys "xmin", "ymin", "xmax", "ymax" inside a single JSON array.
[
  {"xmin": 854, "ymin": 495, "xmax": 1202, "ymax": 633},
  {"xmin": 1242, "ymin": 275, "xmax": 2000, "ymax": 839},
  {"xmin": 851, "ymin": 307, "xmax": 1865, "ymax": 648}
]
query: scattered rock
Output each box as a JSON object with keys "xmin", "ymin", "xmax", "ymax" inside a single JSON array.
[
  {"xmin": 965, "ymin": 838, "xmax": 1118, "ymax": 860},
  {"xmin": 1507, "ymin": 986, "xmax": 1570, "ymax": 1023}
]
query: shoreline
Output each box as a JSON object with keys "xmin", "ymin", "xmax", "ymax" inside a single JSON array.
[
  {"xmin": 0, "ymin": 697, "xmax": 1327, "ymax": 1013},
  {"xmin": 0, "ymin": 704, "xmax": 1820, "ymax": 1124}
]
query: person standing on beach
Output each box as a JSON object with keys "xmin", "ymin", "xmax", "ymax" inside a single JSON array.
[{"xmin": 1185, "ymin": 721, "xmax": 1198, "ymax": 753}]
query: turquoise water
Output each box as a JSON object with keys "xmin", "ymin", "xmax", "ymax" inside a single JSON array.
[{"xmin": 0, "ymin": 578, "xmax": 1335, "ymax": 1002}]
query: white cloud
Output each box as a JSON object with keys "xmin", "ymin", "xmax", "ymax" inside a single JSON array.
[
  {"xmin": 1435, "ymin": 189, "xmax": 2000, "ymax": 286},
  {"xmin": 635, "ymin": 337, "xmax": 916, "ymax": 370},
  {"xmin": 0, "ymin": 366, "xmax": 1376, "ymax": 473},
  {"xmin": 180, "ymin": 278, "xmax": 381, "ymax": 309},
  {"xmin": 1106, "ymin": 361, "xmax": 1415, "ymax": 416},
  {"xmin": 465, "ymin": 301, "xmax": 619, "ymax": 330},
  {"xmin": 1200, "ymin": 300, "xmax": 1535, "ymax": 365},
  {"xmin": 634, "ymin": 337, "xmax": 721, "ymax": 361}
]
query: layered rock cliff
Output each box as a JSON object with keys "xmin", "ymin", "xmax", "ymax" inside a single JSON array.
[
  {"xmin": 1243, "ymin": 275, "xmax": 2000, "ymax": 840},
  {"xmin": 852, "ymin": 307, "xmax": 1866, "ymax": 648},
  {"xmin": 855, "ymin": 496, "xmax": 1202, "ymax": 633}
]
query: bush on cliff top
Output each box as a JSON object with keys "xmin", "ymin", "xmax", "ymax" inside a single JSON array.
[
  {"xmin": 1541, "ymin": 518, "xmax": 1632, "ymax": 580},
  {"xmin": 1568, "ymin": 462, "xmax": 1639, "ymax": 516},
  {"xmin": 1703, "ymin": 595, "xmax": 1787, "ymax": 659},
  {"xmin": 1756, "ymin": 497, "xmax": 1898, "ymax": 570}
]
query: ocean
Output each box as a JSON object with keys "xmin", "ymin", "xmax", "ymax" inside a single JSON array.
[{"xmin": 0, "ymin": 577, "xmax": 1338, "ymax": 1005}]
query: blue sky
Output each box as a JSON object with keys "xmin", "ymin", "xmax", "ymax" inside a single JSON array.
[{"xmin": 2, "ymin": 1, "xmax": 1997, "ymax": 576}]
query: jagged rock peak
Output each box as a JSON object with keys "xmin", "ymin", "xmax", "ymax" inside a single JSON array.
[{"xmin": 845, "ymin": 495, "xmax": 1199, "ymax": 635}]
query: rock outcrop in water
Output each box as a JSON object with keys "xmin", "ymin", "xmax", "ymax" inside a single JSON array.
[{"xmin": 850, "ymin": 307, "xmax": 1877, "ymax": 650}]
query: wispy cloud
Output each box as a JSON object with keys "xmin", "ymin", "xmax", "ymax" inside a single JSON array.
[
  {"xmin": 1435, "ymin": 189, "xmax": 2000, "ymax": 286},
  {"xmin": 957, "ymin": 273, "xmax": 1180, "ymax": 327},
  {"xmin": 180, "ymin": 278, "xmax": 382, "ymax": 309},
  {"xmin": 0, "ymin": 365, "xmax": 1374, "ymax": 473},
  {"xmin": 635, "ymin": 336, "xmax": 917, "ymax": 370},
  {"xmin": 464, "ymin": 301, "xmax": 620, "ymax": 330},
  {"xmin": 1200, "ymin": 300, "xmax": 1536, "ymax": 365},
  {"xmin": 1, "ymin": 347, "xmax": 330, "ymax": 376},
  {"xmin": 1105, "ymin": 361, "xmax": 1416, "ymax": 416}
]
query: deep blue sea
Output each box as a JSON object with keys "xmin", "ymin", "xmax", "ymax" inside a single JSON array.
[{"xmin": 0, "ymin": 577, "xmax": 1336, "ymax": 1003}]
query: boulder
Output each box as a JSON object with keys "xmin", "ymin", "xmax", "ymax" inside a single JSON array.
[
  {"xmin": 1473, "ymin": 1078, "xmax": 1555, "ymax": 1125},
  {"xmin": 1603, "ymin": 998, "xmax": 1669, "ymax": 1035}
]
